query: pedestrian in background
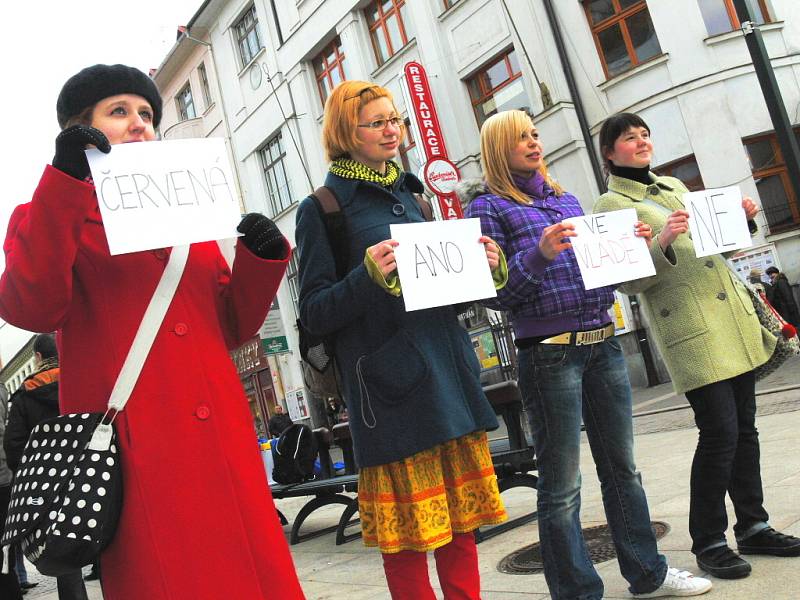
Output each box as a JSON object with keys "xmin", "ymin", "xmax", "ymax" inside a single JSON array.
[
  {"xmin": 747, "ymin": 268, "xmax": 771, "ymax": 297},
  {"xmin": 464, "ymin": 109, "xmax": 709, "ymax": 599},
  {"xmin": 0, "ymin": 383, "xmax": 23, "ymax": 600},
  {"xmin": 3, "ymin": 333, "xmax": 88, "ymax": 600},
  {"xmin": 268, "ymin": 404, "xmax": 293, "ymax": 437},
  {"xmin": 0, "ymin": 64, "xmax": 304, "ymax": 600},
  {"xmin": 595, "ymin": 112, "xmax": 800, "ymax": 580},
  {"xmin": 765, "ymin": 266, "xmax": 800, "ymax": 327},
  {"xmin": 296, "ymin": 80, "xmax": 507, "ymax": 599}
]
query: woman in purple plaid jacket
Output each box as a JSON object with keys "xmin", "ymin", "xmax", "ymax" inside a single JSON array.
[{"xmin": 463, "ymin": 110, "xmax": 710, "ymax": 600}]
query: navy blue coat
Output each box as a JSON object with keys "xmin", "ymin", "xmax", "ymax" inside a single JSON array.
[{"xmin": 296, "ymin": 171, "xmax": 498, "ymax": 468}]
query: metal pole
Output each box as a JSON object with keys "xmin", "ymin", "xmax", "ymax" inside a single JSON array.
[
  {"xmin": 732, "ymin": 0, "xmax": 800, "ymax": 202},
  {"xmin": 541, "ymin": 0, "xmax": 606, "ymax": 193}
]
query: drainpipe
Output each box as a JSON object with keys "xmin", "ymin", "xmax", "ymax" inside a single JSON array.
[{"xmin": 541, "ymin": 0, "xmax": 605, "ymax": 193}]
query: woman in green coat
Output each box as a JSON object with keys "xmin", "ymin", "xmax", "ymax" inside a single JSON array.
[{"xmin": 594, "ymin": 112, "xmax": 799, "ymax": 581}]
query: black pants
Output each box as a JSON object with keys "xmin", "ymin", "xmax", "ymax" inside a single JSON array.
[
  {"xmin": 57, "ymin": 570, "xmax": 89, "ymax": 600},
  {"xmin": 685, "ymin": 370, "xmax": 770, "ymax": 554}
]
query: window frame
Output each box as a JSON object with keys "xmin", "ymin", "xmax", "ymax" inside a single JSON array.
[
  {"xmin": 175, "ymin": 82, "xmax": 196, "ymax": 121},
  {"xmin": 365, "ymin": 0, "xmax": 413, "ymax": 66},
  {"xmin": 582, "ymin": 0, "xmax": 662, "ymax": 79},
  {"xmin": 312, "ymin": 37, "xmax": 347, "ymax": 104},
  {"xmin": 698, "ymin": 0, "xmax": 771, "ymax": 36},
  {"xmin": 743, "ymin": 128, "xmax": 800, "ymax": 233},
  {"xmin": 286, "ymin": 252, "xmax": 300, "ymax": 319},
  {"xmin": 652, "ymin": 155, "xmax": 705, "ymax": 192},
  {"xmin": 197, "ymin": 62, "xmax": 213, "ymax": 109},
  {"xmin": 258, "ymin": 133, "xmax": 293, "ymax": 218},
  {"xmin": 465, "ymin": 48, "xmax": 524, "ymax": 127},
  {"xmin": 234, "ymin": 4, "xmax": 264, "ymax": 69},
  {"xmin": 398, "ymin": 117, "xmax": 420, "ymax": 174}
]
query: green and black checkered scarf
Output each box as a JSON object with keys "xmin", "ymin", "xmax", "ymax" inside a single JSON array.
[{"xmin": 329, "ymin": 158, "xmax": 400, "ymax": 187}]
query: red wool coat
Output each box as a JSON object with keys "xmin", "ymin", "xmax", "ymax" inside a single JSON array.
[{"xmin": 0, "ymin": 166, "xmax": 305, "ymax": 599}]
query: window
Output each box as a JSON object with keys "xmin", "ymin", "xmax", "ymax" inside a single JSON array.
[
  {"xmin": 365, "ymin": 0, "xmax": 414, "ymax": 66},
  {"xmin": 197, "ymin": 63, "xmax": 213, "ymax": 108},
  {"xmin": 583, "ymin": 0, "xmax": 662, "ymax": 78},
  {"xmin": 176, "ymin": 83, "xmax": 196, "ymax": 121},
  {"xmin": 744, "ymin": 128, "xmax": 800, "ymax": 232},
  {"xmin": 234, "ymin": 5, "xmax": 263, "ymax": 68},
  {"xmin": 286, "ymin": 253, "xmax": 300, "ymax": 318},
  {"xmin": 466, "ymin": 49, "xmax": 530, "ymax": 127},
  {"xmin": 653, "ymin": 155, "xmax": 705, "ymax": 191},
  {"xmin": 313, "ymin": 37, "xmax": 347, "ymax": 103},
  {"xmin": 697, "ymin": 0, "xmax": 770, "ymax": 36},
  {"xmin": 399, "ymin": 118, "xmax": 422, "ymax": 176},
  {"xmin": 259, "ymin": 133, "xmax": 293, "ymax": 217}
]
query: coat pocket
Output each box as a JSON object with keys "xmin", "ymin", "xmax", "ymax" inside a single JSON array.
[
  {"xmin": 648, "ymin": 285, "xmax": 709, "ymax": 347},
  {"xmin": 359, "ymin": 329, "xmax": 430, "ymax": 405},
  {"xmin": 728, "ymin": 271, "xmax": 756, "ymax": 316}
]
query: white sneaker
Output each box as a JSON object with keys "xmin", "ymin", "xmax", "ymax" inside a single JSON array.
[{"xmin": 632, "ymin": 567, "xmax": 713, "ymax": 597}]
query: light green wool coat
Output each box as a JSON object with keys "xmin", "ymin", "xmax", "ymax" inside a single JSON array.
[{"xmin": 594, "ymin": 173, "xmax": 776, "ymax": 394}]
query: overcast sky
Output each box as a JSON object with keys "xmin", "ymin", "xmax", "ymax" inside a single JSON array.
[{"xmin": 0, "ymin": 0, "xmax": 202, "ymax": 364}]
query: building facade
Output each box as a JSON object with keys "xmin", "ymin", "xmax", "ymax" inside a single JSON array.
[{"xmin": 154, "ymin": 0, "xmax": 800, "ymax": 408}]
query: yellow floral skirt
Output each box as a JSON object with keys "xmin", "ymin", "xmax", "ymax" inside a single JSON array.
[{"xmin": 358, "ymin": 431, "xmax": 507, "ymax": 554}]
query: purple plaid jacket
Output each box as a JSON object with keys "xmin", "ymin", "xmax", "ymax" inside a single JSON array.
[{"xmin": 464, "ymin": 172, "xmax": 615, "ymax": 339}]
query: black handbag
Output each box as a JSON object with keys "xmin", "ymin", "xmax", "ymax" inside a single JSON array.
[{"xmin": 1, "ymin": 245, "xmax": 189, "ymax": 576}]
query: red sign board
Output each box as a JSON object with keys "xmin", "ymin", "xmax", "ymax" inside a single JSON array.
[{"xmin": 404, "ymin": 61, "xmax": 463, "ymax": 219}]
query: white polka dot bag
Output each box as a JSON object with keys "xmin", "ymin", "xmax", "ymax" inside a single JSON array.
[
  {"xmin": 1, "ymin": 245, "xmax": 189, "ymax": 576},
  {"xmin": 0, "ymin": 413, "xmax": 122, "ymax": 575}
]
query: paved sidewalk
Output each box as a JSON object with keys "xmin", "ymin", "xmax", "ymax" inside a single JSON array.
[{"xmin": 21, "ymin": 360, "xmax": 800, "ymax": 599}]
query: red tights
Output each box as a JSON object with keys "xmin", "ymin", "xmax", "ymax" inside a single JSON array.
[{"xmin": 381, "ymin": 532, "xmax": 481, "ymax": 599}]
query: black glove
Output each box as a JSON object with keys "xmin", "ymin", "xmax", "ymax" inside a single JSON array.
[
  {"xmin": 237, "ymin": 213, "xmax": 287, "ymax": 260},
  {"xmin": 52, "ymin": 125, "xmax": 111, "ymax": 181}
]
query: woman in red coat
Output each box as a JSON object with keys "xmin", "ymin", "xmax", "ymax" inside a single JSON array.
[{"xmin": 0, "ymin": 64, "xmax": 305, "ymax": 599}]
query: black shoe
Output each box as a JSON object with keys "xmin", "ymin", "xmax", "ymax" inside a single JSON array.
[
  {"xmin": 696, "ymin": 546, "xmax": 751, "ymax": 579},
  {"xmin": 739, "ymin": 527, "xmax": 800, "ymax": 557},
  {"xmin": 20, "ymin": 582, "xmax": 38, "ymax": 589}
]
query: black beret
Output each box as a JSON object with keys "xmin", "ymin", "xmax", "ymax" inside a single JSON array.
[{"xmin": 56, "ymin": 64, "xmax": 162, "ymax": 129}]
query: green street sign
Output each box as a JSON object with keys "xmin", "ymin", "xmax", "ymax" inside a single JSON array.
[{"xmin": 261, "ymin": 336, "xmax": 289, "ymax": 355}]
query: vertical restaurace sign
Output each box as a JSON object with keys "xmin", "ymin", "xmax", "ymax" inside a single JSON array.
[{"xmin": 404, "ymin": 61, "xmax": 464, "ymax": 220}]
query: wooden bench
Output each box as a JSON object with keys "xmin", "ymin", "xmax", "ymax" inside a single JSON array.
[
  {"xmin": 270, "ymin": 426, "xmax": 361, "ymax": 545},
  {"xmin": 477, "ymin": 380, "xmax": 539, "ymax": 543}
]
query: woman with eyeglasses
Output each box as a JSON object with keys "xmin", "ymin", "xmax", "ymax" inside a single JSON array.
[
  {"xmin": 463, "ymin": 110, "xmax": 711, "ymax": 599},
  {"xmin": 295, "ymin": 80, "xmax": 507, "ymax": 599}
]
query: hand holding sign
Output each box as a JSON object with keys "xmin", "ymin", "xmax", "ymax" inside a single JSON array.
[
  {"xmin": 683, "ymin": 186, "xmax": 753, "ymax": 257},
  {"xmin": 564, "ymin": 208, "xmax": 656, "ymax": 290},
  {"xmin": 390, "ymin": 218, "xmax": 496, "ymax": 311},
  {"xmin": 539, "ymin": 222, "xmax": 577, "ymax": 260}
]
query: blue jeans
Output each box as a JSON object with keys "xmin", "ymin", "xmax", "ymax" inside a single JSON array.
[{"xmin": 518, "ymin": 337, "xmax": 667, "ymax": 600}]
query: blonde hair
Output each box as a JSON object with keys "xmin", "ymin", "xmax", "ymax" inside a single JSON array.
[
  {"xmin": 321, "ymin": 80, "xmax": 404, "ymax": 163},
  {"xmin": 480, "ymin": 110, "xmax": 563, "ymax": 205}
]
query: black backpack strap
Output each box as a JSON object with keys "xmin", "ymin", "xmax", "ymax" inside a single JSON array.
[
  {"xmin": 310, "ymin": 186, "xmax": 349, "ymax": 280},
  {"xmin": 415, "ymin": 194, "xmax": 433, "ymax": 222}
]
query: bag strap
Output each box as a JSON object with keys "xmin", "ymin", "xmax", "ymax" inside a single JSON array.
[
  {"xmin": 415, "ymin": 194, "xmax": 433, "ymax": 222},
  {"xmin": 310, "ymin": 187, "xmax": 349, "ymax": 280},
  {"xmin": 107, "ymin": 245, "xmax": 190, "ymax": 412}
]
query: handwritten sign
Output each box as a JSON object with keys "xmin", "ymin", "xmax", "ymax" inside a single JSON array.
[
  {"xmin": 86, "ymin": 138, "xmax": 241, "ymax": 255},
  {"xmin": 390, "ymin": 218, "xmax": 496, "ymax": 312},
  {"xmin": 683, "ymin": 186, "xmax": 752, "ymax": 258},
  {"xmin": 564, "ymin": 208, "xmax": 655, "ymax": 290}
]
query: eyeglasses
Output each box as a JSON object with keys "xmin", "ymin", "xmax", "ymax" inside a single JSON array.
[{"xmin": 357, "ymin": 117, "xmax": 404, "ymax": 130}]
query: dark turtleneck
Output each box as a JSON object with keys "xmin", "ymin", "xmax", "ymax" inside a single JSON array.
[{"xmin": 609, "ymin": 162, "xmax": 651, "ymax": 185}]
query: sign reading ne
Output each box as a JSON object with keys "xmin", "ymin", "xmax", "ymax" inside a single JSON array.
[
  {"xmin": 87, "ymin": 138, "xmax": 241, "ymax": 255},
  {"xmin": 565, "ymin": 208, "xmax": 655, "ymax": 290},
  {"xmin": 390, "ymin": 218, "xmax": 496, "ymax": 312},
  {"xmin": 683, "ymin": 186, "xmax": 752, "ymax": 258}
]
